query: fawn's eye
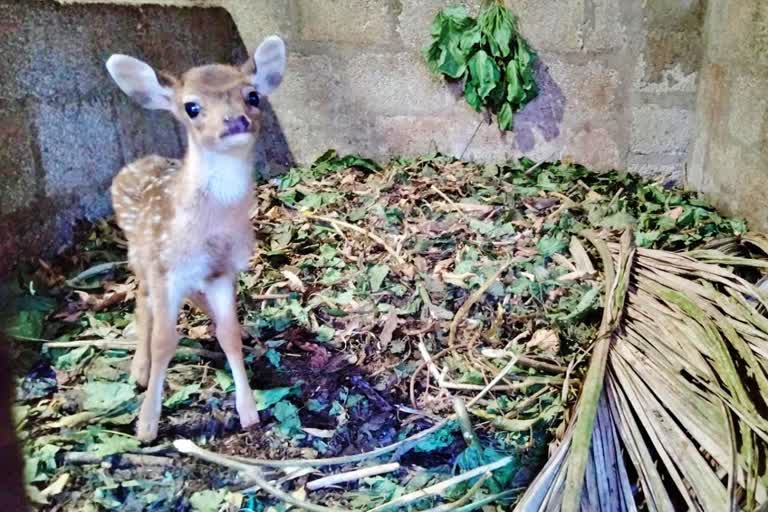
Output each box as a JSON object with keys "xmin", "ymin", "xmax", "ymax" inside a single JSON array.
[
  {"xmin": 245, "ymin": 89, "xmax": 259, "ymax": 108},
  {"xmin": 184, "ymin": 102, "xmax": 201, "ymax": 119}
]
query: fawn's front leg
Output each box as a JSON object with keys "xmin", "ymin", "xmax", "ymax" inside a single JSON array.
[
  {"xmin": 137, "ymin": 276, "xmax": 182, "ymax": 442},
  {"xmin": 204, "ymin": 277, "xmax": 259, "ymax": 428}
]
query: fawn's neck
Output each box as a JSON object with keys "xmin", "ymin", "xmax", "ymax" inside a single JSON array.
[{"xmin": 182, "ymin": 138, "xmax": 255, "ymax": 206}]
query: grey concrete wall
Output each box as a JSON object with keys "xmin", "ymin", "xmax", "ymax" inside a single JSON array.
[
  {"xmin": 62, "ymin": 0, "xmax": 704, "ymax": 178},
  {"xmin": 2, "ymin": 0, "xmax": 709, "ymax": 275},
  {"xmin": 237, "ymin": 0, "xmax": 704, "ymax": 180},
  {"xmin": 0, "ymin": 0, "xmax": 248, "ymax": 276},
  {"xmin": 688, "ymin": 1, "xmax": 768, "ymax": 230}
]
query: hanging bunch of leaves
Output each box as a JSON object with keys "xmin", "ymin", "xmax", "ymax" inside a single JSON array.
[{"xmin": 423, "ymin": 0, "xmax": 538, "ymax": 131}]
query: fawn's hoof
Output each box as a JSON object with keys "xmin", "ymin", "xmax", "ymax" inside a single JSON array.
[
  {"xmin": 136, "ymin": 418, "xmax": 159, "ymax": 443},
  {"xmin": 130, "ymin": 360, "xmax": 150, "ymax": 388},
  {"xmin": 237, "ymin": 400, "xmax": 260, "ymax": 429}
]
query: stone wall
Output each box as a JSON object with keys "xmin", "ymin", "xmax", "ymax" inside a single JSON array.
[
  {"xmin": 688, "ymin": 1, "xmax": 768, "ymax": 230},
  {"xmin": 2, "ymin": 0, "xmax": 709, "ymax": 275},
  {"xmin": 0, "ymin": 0, "xmax": 247, "ymax": 276}
]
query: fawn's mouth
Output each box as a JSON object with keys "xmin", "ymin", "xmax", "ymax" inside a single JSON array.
[{"xmin": 221, "ymin": 117, "xmax": 253, "ymax": 139}]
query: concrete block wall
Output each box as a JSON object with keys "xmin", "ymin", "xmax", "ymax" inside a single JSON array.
[
  {"xmin": 226, "ymin": 0, "xmax": 703, "ymax": 179},
  {"xmin": 61, "ymin": 0, "xmax": 703, "ymax": 178},
  {"xmin": 0, "ymin": 0, "xmax": 248, "ymax": 276},
  {"xmin": 688, "ymin": 0, "xmax": 768, "ymax": 230},
  {"xmin": 1, "ymin": 0, "xmax": 713, "ymax": 274}
]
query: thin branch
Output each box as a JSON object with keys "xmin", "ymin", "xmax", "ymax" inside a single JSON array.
[
  {"xmin": 306, "ymin": 214, "xmax": 407, "ymax": 266},
  {"xmin": 64, "ymin": 452, "xmax": 173, "ymax": 467},
  {"xmin": 449, "ymin": 262, "xmax": 511, "ymax": 348},
  {"xmin": 306, "ymin": 463, "xmax": 400, "ymax": 491},
  {"xmin": 422, "ymin": 474, "xmax": 491, "ymax": 512},
  {"xmin": 174, "ymin": 440, "xmax": 348, "ymax": 512},
  {"xmin": 368, "ymin": 458, "xmax": 513, "ymax": 512}
]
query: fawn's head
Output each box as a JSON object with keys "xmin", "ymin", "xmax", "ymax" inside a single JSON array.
[{"xmin": 106, "ymin": 36, "xmax": 286, "ymax": 153}]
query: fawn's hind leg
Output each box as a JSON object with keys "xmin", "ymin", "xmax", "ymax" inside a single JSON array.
[{"xmin": 131, "ymin": 280, "xmax": 152, "ymax": 388}]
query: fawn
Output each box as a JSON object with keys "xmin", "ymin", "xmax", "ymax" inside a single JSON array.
[{"xmin": 105, "ymin": 36, "xmax": 286, "ymax": 442}]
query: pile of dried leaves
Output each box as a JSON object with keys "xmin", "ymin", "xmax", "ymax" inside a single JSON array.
[{"xmin": 6, "ymin": 151, "xmax": 764, "ymax": 511}]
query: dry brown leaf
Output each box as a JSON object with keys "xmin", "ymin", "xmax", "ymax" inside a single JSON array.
[
  {"xmin": 527, "ymin": 329, "xmax": 560, "ymax": 355},
  {"xmin": 282, "ymin": 270, "xmax": 306, "ymax": 292},
  {"xmin": 379, "ymin": 311, "xmax": 400, "ymax": 350}
]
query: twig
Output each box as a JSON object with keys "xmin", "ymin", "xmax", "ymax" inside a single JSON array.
[
  {"xmin": 64, "ymin": 452, "xmax": 174, "ymax": 467},
  {"xmin": 43, "ymin": 339, "xmax": 228, "ymax": 360},
  {"xmin": 250, "ymin": 293, "xmax": 292, "ymax": 300},
  {"xmin": 411, "ymin": 347, "xmax": 454, "ymax": 408},
  {"xmin": 502, "ymin": 387, "xmax": 552, "ymax": 419},
  {"xmin": 523, "ymin": 152, "xmax": 557, "ymax": 176},
  {"xmin": 174, "ymin": 440, "xmax": 348, "ymax": 512},
  {"xmin": 453, "ymin": 398, "xmax": 477, "ymax": 446},
  {"xmin": 42, "ymin": 339, "xmax": 261, "ymax": 358},
  {"xmin": 306, "ymin": 463, "xmax": 400, "ymax": 491},
  {"xmin": 460, "ymin": 120, "xmax": 484, "ymax": 159},
  {"xmin": 423, "ymin": 473, "xmax": 491, "ymax": 512},
  {"xmin": 448, "ymin": 262, "xmax": 511, "ymax": 348},
  {"xmin": 516, "ymin": 356, "xmax": 566, "ymax": 374},
  {"xmin": 431, "ymin": 185, "xmax": 470, "ymax": 224},
  {"xmin": 306, "ymin": 214, "xmax": 407, "ymax": 266},
  {"xmin": 368, "ymin": 457, "xmax": 513, "ymax": 512},
  {"xmin": 418, "ymin": 341, "xmax": 445, "ymax": 382},
  {"xmin": 225, "ymin": 417, "xmax": 454, "ymax": 468},
  {"xmin": 65, "ymin": 260, "xmax": 128, "ymax": 288},
  {"xmin": 464, "ymin": 353, "xmax": 520, "ymax": 406},
  {"xmin": 395, "ymin": 405, "xmax": 443, "ymax": 423}
]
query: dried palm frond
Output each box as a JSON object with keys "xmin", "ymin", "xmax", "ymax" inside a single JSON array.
[{"xmin": 515, "ymin": 229, "xmax": 768, "ymax": 512}]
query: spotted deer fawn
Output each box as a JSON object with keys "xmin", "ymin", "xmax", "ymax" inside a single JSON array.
[{"xmin": 105, "ymin": 36, "xmax": 286, "ymax": 442}]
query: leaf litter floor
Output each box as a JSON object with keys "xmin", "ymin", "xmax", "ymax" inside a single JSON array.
[{"xmin": 9, "ymin": 152, "xmax": 746, "ymax": 511}]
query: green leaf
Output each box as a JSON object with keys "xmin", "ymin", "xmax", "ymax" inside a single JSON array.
[
  {"xmin": 599, "ymin": 210, "xmax": 637, "ymax": 229},
  {"xmin": 273, "ymin": 400, "xmax": 302, "ymax": 437},
  {"xmin": 369, "ymin": 264, "xmax": 391, "ymax": 292},
  {"xmin": 253, "ymin": 387, "xmax": 293, "ymax": 411},
  {"xmin": 92, "ymin": 432, "xmax": 140, "ymax": 457},
  {"xmin": 83, "ymin": 381, "xmax": 135, "ymax": 413},
  {"xmin": 506, "ymin": 63, "xmax": 523, "ymax": 104},
  {"xmin": 538, "ymin": 236, "xmax": 568, "ymax": 257},
  {"xmin": 413, "ymin": 421, "xmax": 459, "ymax": 452},
  {"xmin": 163, "ymin": 383, "xmax": 201, "ymax": 409},
  {"xmin": 25, "ymin": 444, "xmax": 60, "ymax": 483},
  {"xmin": 190, "ymin": 489, "xmax": 227, "ymax": 512},
  {"xmin": 316, "ymin": 325, "xmax": 335, "ymax": 342},
  {"xmin": 497, "ymin": 102, "xmax": 514, "ymax": 131},
  {"xmin": 335, "ymin": 289, "xmax": 354, "ymax": 305},
  {"xmin": 266, "ymin": 348, "xmax": 282, "ymax": 368},
  {"xmin": 54, "ymin": 345, "xmax": 94, "ymax": 371},
  {"xmin": 215, "ymin": 369, "xmax": 235, "ymax": 393},
  {"xmin": 7, "ymin": 310, "xmax": 45, "ymax": 339},
  {"xmin": 467, "ymin": 50, "xmax": 500, "ymax": 99},
  {"xmin": 464, "ymin": 80, "xmax": 483, "ymax": 112},
  {"xmin": 558, "ymin": 287, "xmax": 600, "ymax": 321},
  {"xmin": 636, "ymin": 230, "xmax": 661, "ymax": 247},
  {"xmin": 479, "ymin": 4, "xmax": 514, "ymax": 58}
]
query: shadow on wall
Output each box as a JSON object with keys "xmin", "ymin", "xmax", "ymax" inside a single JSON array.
[
  {"xmin": 513, "ymin": 60, "xmax": 566, "ymax": 152},
  {"xmin": 258, "ymin": 98, "xmax": 296, "ymax": 177}
]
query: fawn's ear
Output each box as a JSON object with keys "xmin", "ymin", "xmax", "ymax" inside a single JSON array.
[
  {"xmin": 248, "ymin": 36, "xmax": 286, "ymax": 95},
  {"xmin": 106, "ymin": 55, "xmax": 175, "ymax": 111}
]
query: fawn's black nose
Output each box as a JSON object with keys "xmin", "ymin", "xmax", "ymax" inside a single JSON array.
[{"xmin": 222, "ymin": 115, "xmax": 251, "ymax": 137}]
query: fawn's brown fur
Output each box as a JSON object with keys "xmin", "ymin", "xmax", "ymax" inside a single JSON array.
[{"xmin": 106, "ymin": 36, "xmax": 286, "ymax": 442}]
